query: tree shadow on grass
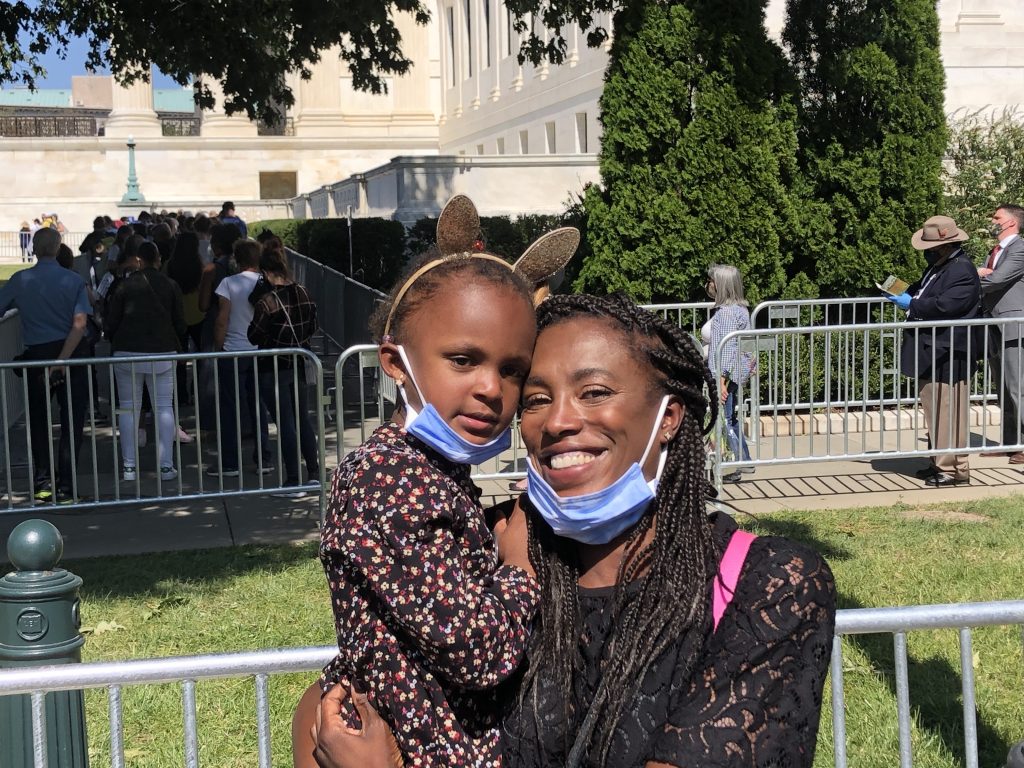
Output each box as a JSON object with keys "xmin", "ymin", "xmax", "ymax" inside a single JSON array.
[
  {"xmin": 66, "ymin": 540, "xmax": 319, "ymax": 601},
  {"xmin": 739, "ymin": 515, "xmax": 854, "ymax": 562},
  {"xmin": 837, "ymin": 595, "xmax": 1009, "ymax": 767}
]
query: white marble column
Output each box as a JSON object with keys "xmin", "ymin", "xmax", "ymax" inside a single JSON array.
[
  {"xmin": 293, "ymin": 48, "xmax": 346, "ymax": 136},
  {"xmin": 104, "ymin": 77, "xmax": 161, "ymax": 138},
  {"xmin": 200, "ymin": 79, "xmax": 258, "ymax": 137}
]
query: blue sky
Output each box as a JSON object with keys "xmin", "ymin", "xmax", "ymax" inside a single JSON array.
[{"xmin": 22, "ymin": 35, "xmax": 179, "ymax": 89}]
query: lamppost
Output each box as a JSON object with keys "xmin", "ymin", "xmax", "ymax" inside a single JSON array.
[
  {"xmin": 346, "ymin": 205, "xmax": 354, "ymax": 278},
  {"xmin": 120, "ymin": 134, "xmax": 146, "ymax": 204}
]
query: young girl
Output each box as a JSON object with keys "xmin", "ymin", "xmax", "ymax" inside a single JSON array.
[{"xmin": 319, "ymin": 197, "xmax": 560, "ymax": 767}]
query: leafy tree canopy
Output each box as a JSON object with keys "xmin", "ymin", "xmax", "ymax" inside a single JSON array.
[{"xmin": 0, "ymin": 0, "xmax": 432, "ymax": 121}]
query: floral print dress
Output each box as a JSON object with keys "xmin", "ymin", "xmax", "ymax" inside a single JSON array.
[{"xmin": 320, "ymin": 422, "xmax": 541, "ymax": 767}]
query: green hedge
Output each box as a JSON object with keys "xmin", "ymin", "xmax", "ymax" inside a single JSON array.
[
  {"xmin": 252, "ymin": 213, "xmax": 588, "ymax": 295},
  {"xmin": 248, "ymin": 217, "xmax": 405, "ymax": 293}
]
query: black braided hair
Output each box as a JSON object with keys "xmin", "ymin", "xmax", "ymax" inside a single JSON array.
[
  {"xmin": 368, "ymin": 249, "xmax": 535, "ymax": 343},
  {"xmin": 519, "ymin": 293, "xmax": 720, "ymax": 766}
]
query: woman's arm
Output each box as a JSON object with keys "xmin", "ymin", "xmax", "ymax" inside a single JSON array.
[
  {"xmin": 312, "ymin": 684, "xmax": 402, "ymax": 768},
  {"xmin": 198, "ymin": 262, "xmax": 217, "ymax": 312}
]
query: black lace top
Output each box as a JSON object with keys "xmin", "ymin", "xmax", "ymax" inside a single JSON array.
[{"xmin": 500, "ymin": 513, "xmax": 836, "ymax": 767}]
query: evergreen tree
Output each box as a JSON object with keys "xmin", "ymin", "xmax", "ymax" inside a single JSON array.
[
  {"xmin": 577, "ymin": 0, "xmax": 801, "ymax": 305},
  {"xmin": 784, "ymin": 0, "xmax": 947, "ymax": 297}
]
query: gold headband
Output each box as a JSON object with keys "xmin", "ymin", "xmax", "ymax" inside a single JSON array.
[{"xmin": 382, "ymin": 253, "xmax": 514, "ymax": 337}]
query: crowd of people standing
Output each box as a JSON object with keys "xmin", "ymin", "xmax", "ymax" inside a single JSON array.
[{"xmin": 0, "ymin": 204, "xmax": 320, "ymax": 502}]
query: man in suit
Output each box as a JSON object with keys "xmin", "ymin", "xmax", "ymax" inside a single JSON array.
[
  {"xmin": 888, "ymin": 215, "xmax": 982, "ymax": 487},
  {"xmin": 978, "ymin": 204, "xmax": 1024, "ymax": 462}
]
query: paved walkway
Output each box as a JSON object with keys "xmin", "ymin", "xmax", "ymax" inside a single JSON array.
[{"xmin": 1, "ymin": 447, "xmax": 1021, "ymax": 564}]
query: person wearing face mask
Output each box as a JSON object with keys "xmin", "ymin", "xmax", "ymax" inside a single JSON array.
[
  {"xmin": 888, "ymin": 215, "xmax": 981, "ymax": 487},
  {"xmin": 978, "ymin": 204, "xmax": 1024, "ymax": 461},
  {"xmin": 307, "ymin": 294, "xmax": 836, "ymax": 768}
]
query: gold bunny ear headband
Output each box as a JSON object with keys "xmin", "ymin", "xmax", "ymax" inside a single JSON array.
[{"xmin": 382, "ymin": 195, "xmax": 581, "ymax": 337}]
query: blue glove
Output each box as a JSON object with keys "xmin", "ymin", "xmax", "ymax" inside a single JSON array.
[{"xmin": 887, "ymin": 292, "xmax": 912, "ymax": 310}]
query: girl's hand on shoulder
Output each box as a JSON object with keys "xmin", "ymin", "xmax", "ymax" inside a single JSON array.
[{"xmin": 312, "ymin": 684, "xmax": 403, "ymax": 768}]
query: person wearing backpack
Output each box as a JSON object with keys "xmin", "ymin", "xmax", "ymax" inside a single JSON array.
[
  {"xmin": 104, "ymin": 241, "xmax": 186, "ymax": 484},
  {"xmin": 247, "ymin": 237, "xmax": 320, "ymax": 495}
]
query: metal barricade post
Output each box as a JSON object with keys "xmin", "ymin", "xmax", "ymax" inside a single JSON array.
[{"xmin": 0, "ymin": 520, "xmax": 87, "ymax": 768}]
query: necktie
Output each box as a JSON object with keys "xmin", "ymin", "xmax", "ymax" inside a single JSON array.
[{"xmin": 987, "ymin": 244, "xmax": 1003, "ymax": 270}]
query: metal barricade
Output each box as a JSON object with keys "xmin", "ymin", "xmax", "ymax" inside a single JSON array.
[
  {"xmin": 711, "ymin": 316, "xmax": 1023, "ymax": 485},
  {"xmin": 286, "ymin": 249, "xmax": 385, "ymax": 351},
  {"xmin": 0, "ymin": 231, "xmax": 87, "ymax": 262},
  {"xmin": 0, "ymin": 349, "xmax": 327, "ymax": 517},
  {"xmin": 0, "ymin": 600, "xmax": 1020, "ymax": 768},
  {"xmin": 640, "ymin": 302, "xmax": 715, "ymax": 336}
]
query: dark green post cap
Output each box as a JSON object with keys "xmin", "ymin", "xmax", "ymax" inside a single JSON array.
[{"xmin": 7, "ymin": 520, "xmax": 63, "ymax": 572}]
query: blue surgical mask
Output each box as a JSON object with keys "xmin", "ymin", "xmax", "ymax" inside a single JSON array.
[
  {"xmin": 526, "ymin": 396, "xmax": 670, "ymax": 545},
  {"xmin": 394, "ymin": 345, "xmax": 512, "ymax": 465}
]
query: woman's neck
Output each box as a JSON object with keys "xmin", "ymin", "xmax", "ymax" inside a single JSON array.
[
  {"xmin": 577, "ymin": 523, "xmax": 656, "ymax": 589},
  {"xmin": 267, "ymin": 273, "xmax": 290, "ymax": 285}
]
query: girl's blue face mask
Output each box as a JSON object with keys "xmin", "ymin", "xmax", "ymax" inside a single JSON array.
[
  {"xmin": 526, "ymin": 395, "xmax": 670, "ymax": 545},
  {"xmin": 395, "ymin": 345, "xmax": 512, "ymax": 465}
]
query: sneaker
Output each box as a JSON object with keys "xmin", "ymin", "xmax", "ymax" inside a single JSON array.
[
  {"xmin": 257, "ymin": 464, "xmax": 274, "ymax": 475},
  {"xmin": 277, "ymin": 487, "xmax": 307, "ymax": 499},
  {"xmin": 722, "ymin": 471, "xmax": 743, "ymax": 484},
  {"xmin": 176, "ymin": 426, "xmax": 194, "ymax": 444},
  {"xmin": 207, "ymin": 467, "xmax": 240, "ymax": 477},
  {"xmin": 159, "ymin": 466, "xmax": 178, "ymax": 482},
  {"xmin": 122, "ymin": 465, "xmax": 137, "ymax": 482},
  {"xmin": 33, "ymin": 485, "xmax": 52, "ymax": 502},
  {"xmin": 138, "ymin": 428, "xmax": 148, "ymax": 448}
]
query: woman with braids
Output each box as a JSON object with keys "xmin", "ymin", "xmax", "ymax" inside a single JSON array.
[{"xmin": 307, "ymin": 293, "xmax": 836, "ymax": 768}]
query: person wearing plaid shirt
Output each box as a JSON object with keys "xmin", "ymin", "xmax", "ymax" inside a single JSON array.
[
  {"xmin": 702, "ymin": 264, "xmax": 755, "ymax": 482},
  {"xmin": 247, "ymin": 238, "xmax": 320, "ymax": 493}
]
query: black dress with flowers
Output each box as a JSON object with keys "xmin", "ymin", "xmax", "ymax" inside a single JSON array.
[
  {"xmin": 500, "ymin": 513, "xmax": 836, "ymax": 767},
  {"xmin": 319, "ymin": 423, "xmax": 541, "ymax": 767}
]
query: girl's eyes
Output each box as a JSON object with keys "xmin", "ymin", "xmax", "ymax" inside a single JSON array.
[
  {"xmin": 448, "ymin": 355, "xmax": 473, "ymax": 367},
  {"xmin": 580, "ymin": 387, "xmax": 612, "ymax": 400}
]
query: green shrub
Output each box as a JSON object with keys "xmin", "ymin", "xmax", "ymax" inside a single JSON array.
[
  {"xmin": 943, "ymin": 110, "xmax": 1024, "ymax": 262},
  {"xmin": 246, "ymin": 219, "xmax": 302, "ymax": 249},
  {"xmin": 294, "ymin": 218, "xmax": 407, "ymax": 292},
  {"xmin": 578, "ymin": 1, "xmax": 800, "ymax": 305}
]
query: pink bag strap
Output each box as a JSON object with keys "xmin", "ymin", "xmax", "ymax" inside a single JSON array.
[{"xmin": 712, "ymin": 529, "xmax": 757, "ymax": 632}]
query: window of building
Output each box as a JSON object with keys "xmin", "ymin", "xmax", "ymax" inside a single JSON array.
[
  {"xmin": 476, "ymin": 143, "xmax": 485, "ymax": 155},
  {"xmin": 519, "ymin": 129, "xmax": 529, "ymax": 154},
  {"xmin": 259, "ymin": 171, "xmax": 298, "ymax": 200},
  {"xmin": 545, "ymin": 121, "xmax": 556, "ymax": 154},
  {"xmin": 483, "ymin": 0, "xmax": 491, "ymax": 68},
  {"xmin": 464, "ymin": 0, "xmax": 473, "ymax": 78},
  {"xmin": 496, "ymin": 137, "xmax": 505, "ymax": 155},
  {"xmin": 446, "ymin": 6, "xmax": 456, "ymax": 86},
  {"xmin": 575, "ymin": 112, "xmax": 588, "ymax": 153}
]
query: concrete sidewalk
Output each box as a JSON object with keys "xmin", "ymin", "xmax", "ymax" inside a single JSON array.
[{"xmin": 2, "ymin": 428, "xmax": 1022, "ymax": 563}]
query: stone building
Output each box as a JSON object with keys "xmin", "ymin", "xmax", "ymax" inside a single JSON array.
[{"xmin": 0, "ymin": 0, "xmax": 1022, "ymax": 229}]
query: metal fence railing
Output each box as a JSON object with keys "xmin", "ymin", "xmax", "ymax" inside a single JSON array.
[
  {"xmin": 0, "ymin": 231, "xmax": 87, "ymax": 263},
  {"xmin": 711, "ymin": 316, "xmax": 1024, "ymax": 484},
  {"xmin": 1, "ymin": 599, "xmax": 1020, "ymax": 768},
  {"xmin": 287, "ymin": 249, "xmax": 385, "ymax": 352},
  {"xmin": 0, "ymin": 349, "xmax": 327, "ymax": 516}
]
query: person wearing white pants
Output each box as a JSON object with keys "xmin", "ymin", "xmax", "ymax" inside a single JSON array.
[
  {"xmin": 103, "ymin": 241, "xmax": 186, "ymax": 482},
  {"xmin": 113, "ymin": 356, "xmax": 176, "ymax": 480}
]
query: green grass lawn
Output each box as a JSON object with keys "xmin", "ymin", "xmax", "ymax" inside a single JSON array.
[
  {"xmin": 0, "ymin": 263, "xmax": 29, "ymax": 286},
  {"xmin": 57, "ymin": 497, "xmax": 1024, "ymax": 767}
]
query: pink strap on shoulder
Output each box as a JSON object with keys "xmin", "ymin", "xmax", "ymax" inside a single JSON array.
[{"xmin": 712, "ymin": 529, "xmax": 757, "ymax": 632}]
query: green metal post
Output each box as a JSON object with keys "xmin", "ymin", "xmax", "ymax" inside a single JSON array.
[{"xmin": 0, "ymin": 520, "xmax": 88, "ymax": 767}]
